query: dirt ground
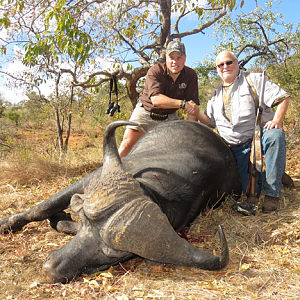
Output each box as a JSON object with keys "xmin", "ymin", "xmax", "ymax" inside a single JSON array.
[{"xmin": 0, "ymin": 130, "xmax": 300, "ymax": 299}]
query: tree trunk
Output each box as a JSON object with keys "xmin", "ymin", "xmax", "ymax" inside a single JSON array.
[
  {"xmin": 126, "ymin": 66, "xmax": 149, "ymax": 108},
  {"xmin": 54, "ymin": 107, "xmax": 64, "ymax": 153},
  {"xmin": 63, "ymin": 86, "xmax": 74, "ymax": 152},
  {"xmin": 54, "ymin": 72, "xmax": 65, "ymax": 155}
]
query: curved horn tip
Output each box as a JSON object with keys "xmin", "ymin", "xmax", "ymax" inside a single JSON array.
[
  {"xmin": 106, "ymin": 120, "xmax": 138, "ymax": 132},
  {"xmin": 218, "ymin": 225, "xmax": 229, "ymax": 268}
]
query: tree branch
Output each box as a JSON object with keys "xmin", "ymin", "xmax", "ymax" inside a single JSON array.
[{"xmin": 171, "ymin": 5, "xmax": 227, "ymax": 40}]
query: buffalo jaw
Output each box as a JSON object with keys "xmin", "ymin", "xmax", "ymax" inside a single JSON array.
[{"xmin": 101, "ymin": 198, "xmax": 229, "ymax": 271}]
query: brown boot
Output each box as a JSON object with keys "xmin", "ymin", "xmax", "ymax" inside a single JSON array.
[
  {"xmin": 246, "ymin": 196, "xmax": 259, "ymax": 205},
  {"xmin": 282, "ymin": 172, "xmax": 294, "ymax": 188},
  {"xmin": 262, "ymin": 196, "xmax": 279, "ymax": 213}
]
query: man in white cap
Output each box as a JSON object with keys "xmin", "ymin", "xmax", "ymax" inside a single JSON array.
[{"xmin": 119, "ymin": 40, "xmax": 199, "ymax": 157}]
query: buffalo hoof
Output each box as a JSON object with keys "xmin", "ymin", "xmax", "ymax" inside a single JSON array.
[
  {"xmin": 49, "ymin": 211, "xmax": 73, "ymax": 229},
  {"xmin": 56, "ymin": 221, "xmax": 81, "ymax": 235},
  {"xmin": 49, "ymin": 212, "xmax": 80, "ymax": 235},
  {"xmin": 0, "ymin": 213, "xmax": 27, "ymax": 234}
]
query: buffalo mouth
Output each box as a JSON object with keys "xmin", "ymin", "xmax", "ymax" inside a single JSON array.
[{"xmin": 42, "ymin": 217, "xmax": 133, "ymax": 284}]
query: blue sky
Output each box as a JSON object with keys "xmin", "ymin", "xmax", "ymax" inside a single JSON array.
[
  {"xmin": 1, "ymin": 0, "xmax": 299, "ymax": 103},
  {"xmin": 182, "ymin": 0, "xmax": 300, "ymax": 68}
]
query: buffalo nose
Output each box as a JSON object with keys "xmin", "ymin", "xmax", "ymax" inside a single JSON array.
[{"xmin": 42, "ymin": 252, "xmax": 69, "ymax": 284}]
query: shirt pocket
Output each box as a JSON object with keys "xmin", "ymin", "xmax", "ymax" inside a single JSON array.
[{"xmin": 234, "ymin": 91, "xmax": 256, "ymax": 124}]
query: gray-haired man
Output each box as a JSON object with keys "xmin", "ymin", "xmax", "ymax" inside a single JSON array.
[{"xmin": 192, "ymin": 50, "xmax": 291, "ymax": 213}]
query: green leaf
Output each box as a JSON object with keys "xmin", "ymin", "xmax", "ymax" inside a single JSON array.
[{"xmin": 1, "ymin": 45, "xmax": 6, "ymax": 54}]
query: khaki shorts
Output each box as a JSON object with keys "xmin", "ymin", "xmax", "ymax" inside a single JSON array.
[{"xmin": 127, "ymin": 103, "xmax": 180, "ymax": 133}]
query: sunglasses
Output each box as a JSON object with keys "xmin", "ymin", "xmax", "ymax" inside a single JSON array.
[{"xmin": 216, "ymin": 59, "xmax": 236, "ymax": 69}]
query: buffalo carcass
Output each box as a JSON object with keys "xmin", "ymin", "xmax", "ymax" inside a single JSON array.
[{"xmin": 0, "ymin": 120, "xmax": 242, "ymax": 283}]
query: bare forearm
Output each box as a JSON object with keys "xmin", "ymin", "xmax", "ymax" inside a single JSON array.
[
  {"xmin": 273, "ymin": 97, "xmax": 290, "ymax": 124},
  {"xmin": 264, "ymin": 97, "xmax": 290, "ymax": 130},
  {"xmin": 151, "ymin": 94, "xmax": 198, "ymax": 116},
  {"xmin": 188, "ymin": 114, "xmax": 198, "ymax": 121},
  {"xmin": 198, "ymin": 111, "xmax": 212, "ymax": 127},
  {"xmin": 150, "ymin": 94, "xmax": 181, "ymax": 109}
]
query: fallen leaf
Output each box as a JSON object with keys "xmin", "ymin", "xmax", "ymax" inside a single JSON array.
[
  {"xmin": 240, "ymin": 263, "xmax": 252, "ymax": 272},
  {"xmin": 30, "ymin": 282, "xmax": 38, "ymax": 288},
  {"xmin": 46, "ymin": 243, "xmax": 59, "ymax": 246},
  {"xmin": 102, "ymin": 277, "xmax": 115, "ymax": 292},
  {"xmin": 152, "ymin": 289, "xmax": 164, "ymax": 295},
  {"xmin": 89, "ymin": 280, "xmax": 100, "ymax": 288},
  {"xmin": 100, "ymin": 271, "xmax": 114, "ymax": 278},
  {"xmin": 218, "ymin": 209, "xmax": 223, "ymax": 217}
]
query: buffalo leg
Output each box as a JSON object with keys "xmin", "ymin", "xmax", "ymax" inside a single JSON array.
[
  {"xmin": 0, "ymin": 170, "xmax": 99, "ymax": 234},
  {"xmin": 49, "ymin": 211, "xmax": 80, "ymax": 235}
]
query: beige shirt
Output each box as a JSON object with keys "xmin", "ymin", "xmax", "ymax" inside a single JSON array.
[{"xmin": 205, "ymin": 71, "xmax": 290, "ymax": 145}]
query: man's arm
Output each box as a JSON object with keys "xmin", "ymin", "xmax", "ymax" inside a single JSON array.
[
  {"xmin": 264, "ymin": 97, "xmax": 290, "ymax": 131},
  {"xmin": 197, "ymin": 111, "xmax": 213, "ymax": 127},
  {"xmin": 150, "ymin": 94, "xmax": 196, "ymax": 112},
  {"xmin": 188, "ymin": 114, "xmax": 198, "ymax": 121},
  {"xmin": 150, "ymin": 94, "xmax": 181, "ymax": 109},
  {"xmin": 187, "ymin": 101, "xmax": 213, "ymax": 127}
]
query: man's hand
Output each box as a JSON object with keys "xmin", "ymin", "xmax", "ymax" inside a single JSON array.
[
  {"xmin": 265, "ymin": 97, "xmax": 290, "ymax": 131},
  {"xmin": 184, "ymin": 100, "xmax": 199, "ymax": 116},
  {"xmin": 264, "ymin": 120, "xmax": 282, "ymax": 131},
  {"xmin": 185, "ymin": 101, "xmax": 212, "ymax": 127}
]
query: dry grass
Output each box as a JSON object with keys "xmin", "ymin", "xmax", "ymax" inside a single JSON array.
[
  {"xmin": 0, "ymin": 126, "xmax": 300, "ymax": 300},
  {"xmin": 0, "ymin": 125, "xmax": 104, "ymax": 187}
]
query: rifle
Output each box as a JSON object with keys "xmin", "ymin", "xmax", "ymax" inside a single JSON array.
[{"xmin": 246, "ymin": 71, "xmax": 265, "ymax": 204}]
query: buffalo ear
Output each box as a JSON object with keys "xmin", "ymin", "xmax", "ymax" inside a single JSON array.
[{"xmin": 70, "ymin": 194, "xmax": 88, "ymax": 214}]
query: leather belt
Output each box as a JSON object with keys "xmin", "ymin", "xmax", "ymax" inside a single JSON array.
[{"xmin": 228, "ymin": 139, "xmax": 251, "ymax": 148}]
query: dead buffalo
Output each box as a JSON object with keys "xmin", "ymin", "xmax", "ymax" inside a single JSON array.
[{"xmin": 0, "ymin": 120, "xmax": 242, "ymax": 283}]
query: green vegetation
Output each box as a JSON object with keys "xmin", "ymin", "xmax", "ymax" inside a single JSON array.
[{"xmin": 0, "ymin": 0, "xmax": 299, "ymax": 156}]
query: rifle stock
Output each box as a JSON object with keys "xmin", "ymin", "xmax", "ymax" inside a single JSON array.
[
  {"xmin": 246, "ymin": 143, "xmax": 257, "ymax": 199},
  {"xmin": 246, "ymin": 72, "xmax": 265, "ymax": 202}
]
